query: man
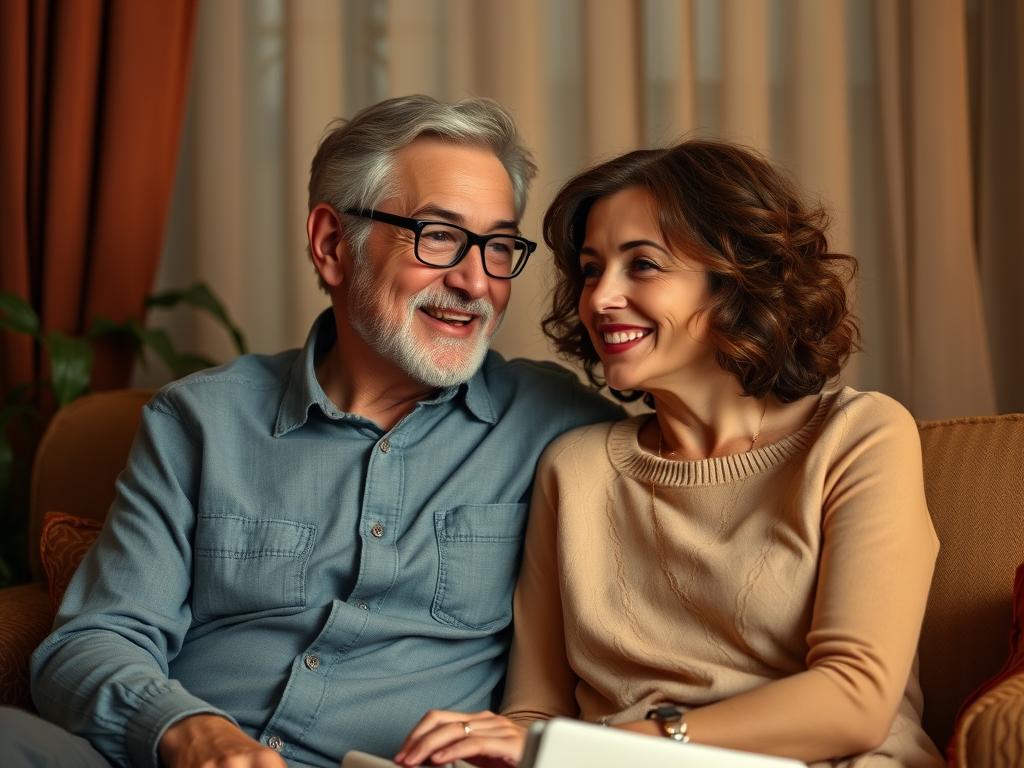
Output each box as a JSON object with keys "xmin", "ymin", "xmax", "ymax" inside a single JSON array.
[{"xmin": 2, "ymin": 96, "xmax": 621, "ymax": 767}]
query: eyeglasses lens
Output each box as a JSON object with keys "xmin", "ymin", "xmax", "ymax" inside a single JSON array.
[{"xmin": 417, "ymin": 224, "xmax": 526, "ymax": 277}]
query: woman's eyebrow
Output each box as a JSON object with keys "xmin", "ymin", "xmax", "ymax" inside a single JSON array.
[
  {"xmin": 619, "ymin": 239, "xmax": 671, "ymax": 254},
  {"xmin": 579, "ymin": 240, "xmax": 670, "ymax": 257}
]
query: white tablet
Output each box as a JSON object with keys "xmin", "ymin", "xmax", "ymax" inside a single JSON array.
[
  {"xmin": 341, "ymin": 718, "xmax": 806, "ymax": 768},
  {"xmin": 520, "ymin": 718, "xmax": 807, "ymax": 768}
]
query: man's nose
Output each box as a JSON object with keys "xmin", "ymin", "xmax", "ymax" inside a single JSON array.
[{"xmin": 443, "ymin": 244, "xmax": 490, "ymax": 300}]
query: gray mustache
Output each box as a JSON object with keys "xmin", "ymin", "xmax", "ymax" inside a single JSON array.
[{"xmin": 411, "ymin": 289, "xmax": 494, "ymax": 321}]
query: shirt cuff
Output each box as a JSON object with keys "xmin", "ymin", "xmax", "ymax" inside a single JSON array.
[{"xmin": 124, "ymin": 679, "xmax": 238, "ymax": 768}]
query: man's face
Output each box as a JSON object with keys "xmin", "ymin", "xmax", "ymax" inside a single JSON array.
[{"xmin": 346, "ymin": 137, "xmax": 517, "ymax": 388}]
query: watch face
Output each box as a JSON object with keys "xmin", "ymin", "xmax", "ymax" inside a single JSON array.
[{"xmin": 647, "ymin": 705, "xmax": 682, "ymax": 722}]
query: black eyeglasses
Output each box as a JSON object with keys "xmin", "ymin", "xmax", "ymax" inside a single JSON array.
[{"xmin": 344, "ymin": 208, "xmax": 536, "ymax": 279}]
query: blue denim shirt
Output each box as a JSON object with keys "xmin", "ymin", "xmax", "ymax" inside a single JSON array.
[{"xmin": 31, "ymin": 310, "xmax": 621, "ymax": 768}]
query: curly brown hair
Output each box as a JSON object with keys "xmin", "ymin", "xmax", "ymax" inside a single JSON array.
[{"xmin": 542, "ymin": 139, "xmax": 860, "ymax": 403}]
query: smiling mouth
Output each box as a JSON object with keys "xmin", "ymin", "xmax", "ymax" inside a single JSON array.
[
  {"xmin": 421, "ymin": 306, "xmax": 475, "ymax": 327},
  {"xmin": 602, "ymin": 329, "xmax": 652, "ymax": 344}
]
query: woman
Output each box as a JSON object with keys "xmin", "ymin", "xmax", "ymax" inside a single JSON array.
[{"xmin": 396, "ymin": 140, "xmax": 943, "ymax": 767}]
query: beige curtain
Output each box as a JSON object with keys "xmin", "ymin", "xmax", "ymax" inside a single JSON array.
[{"xmin": 149, "ymin": 0, "xmax": 1023, "ymax": 420}]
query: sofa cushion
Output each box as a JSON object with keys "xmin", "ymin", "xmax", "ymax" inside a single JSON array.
[
  {"xmin": 0, "ymin": 581, "xmax": 52, "ymax": 708},
  {"xmin": 917, "ymin": 413, "xmax": 1024, "ymax": 751},
  {"xmin": 950, "ymin": 561, "xmax": 1024, "ymax": 766},
  {"xmin": 39, "ymin": 511, "xmax": 103, "ymax": 614}
]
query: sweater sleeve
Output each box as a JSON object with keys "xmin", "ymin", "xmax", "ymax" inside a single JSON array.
[
  {"xmin": 500, "ymin": 445, "xmax": 581, "ymax": 724},
  {"xmin": 682, "ymin": 394, "xmax": 940, "ymax": 762}
]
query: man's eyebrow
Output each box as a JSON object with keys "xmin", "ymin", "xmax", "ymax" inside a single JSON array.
[
  {"xmin": 413, "ymin": 205, "xmax": 519, "ymax": 232},
  {"xmin": 579, "ymin": 239, "xmax": 671, "ymax": 257}
]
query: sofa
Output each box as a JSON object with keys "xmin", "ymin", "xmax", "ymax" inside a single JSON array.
[{"xmin": 0, "ymin": 389, "xmax": 1021, "ymax": 765}]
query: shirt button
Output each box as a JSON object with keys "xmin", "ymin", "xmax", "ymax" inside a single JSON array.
[
  {"xmin": 357, "ymin": 601, "xmax": 368, "ymax": 610},
  {"xmin": 267, "ymin": 735, "xmax": 283, "ymax": 751},
  {"xmin": 303, "ymin": 654, "xmax": 320, "ymax": 671},
  {"xmin": 379, "ymin": 438, "xmax": 391, "ymax": 453},
  {"xmin": 371, "ymin": 522, "xmax": 385, "ymax": 538}
]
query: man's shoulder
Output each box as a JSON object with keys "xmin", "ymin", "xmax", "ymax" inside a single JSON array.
[
  {"xmin": 479, "ymin": 352, "xmax": 623, "ymax": 424},
  {"xmin": 149, "ymin": 348, "xmax": 299, "ymax": 417}
]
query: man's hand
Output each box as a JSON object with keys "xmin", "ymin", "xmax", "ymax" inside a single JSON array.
[
  {"xmin": 158, "ymin": 714, "xmax": 287, "ymax": 768},
  {"xmin": 395, "ymin": 709, "xmax": 526, "ymax": 767}
]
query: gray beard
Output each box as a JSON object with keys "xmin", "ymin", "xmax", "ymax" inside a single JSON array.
[{"xmin": 347, "ymin": 267, "xmax": 501, "ymax": 388}]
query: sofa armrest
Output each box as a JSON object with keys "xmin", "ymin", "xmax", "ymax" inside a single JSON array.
[
  {"xmin": 955, "ymin": 670, "xmax": 1024, "ymax": 768},
  {"xmin": 0, "ymin": 581, "xmax": 53, "ymax": 709}
]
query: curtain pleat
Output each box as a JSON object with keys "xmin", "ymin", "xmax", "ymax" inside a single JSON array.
[
  {"xmin": 284, "ymin": 0, "xmax": 347, "ymax": 345},
  {"xmin": 876, "ymin": 0, "xmax": 996, "ymax": 419},
  {"xmin": 976, "ymin": 0, "xmax": 1024, "ymax": 414},
  {"xmin": 583, "ymin": 0, "xmax": 642, "ymax": 159},
  {"xmin": 720, "ymin": 0, "xmax": 770, "ymax": 152},
  {"xmin": 1, "ymin": 0, "xmax": 197, "ymax": 396},
  {"xmin": 1, "ymin": 1, "xmax": 35, "ymax": 395}
]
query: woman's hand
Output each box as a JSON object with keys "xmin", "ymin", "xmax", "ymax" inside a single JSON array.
[{"xmin": 395, "ymin": 709, "xmax": 527, "ymax": 767}]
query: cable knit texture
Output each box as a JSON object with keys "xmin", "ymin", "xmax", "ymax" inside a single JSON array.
[{"xmin": 503, "ymin": 387, "xmax": 943, "ymax": 767}]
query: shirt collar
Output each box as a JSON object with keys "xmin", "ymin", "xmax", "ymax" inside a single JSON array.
[{"xmin": 273, "ymin": 309, "xmax": 496, "ymax": 436}]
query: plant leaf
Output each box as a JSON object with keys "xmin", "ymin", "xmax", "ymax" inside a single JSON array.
[
  {"xmin": 44, "ymin": 331, "xmax": 94, "ymax": 406},
  {"xmin": 0, "ymin": 292, "xmax": 40, "ymax": 335},
  {"xmin": 87, "ymin": 317, "xmax": 142, "ymax": 346},
  {"xmin": 146, "ymin": 283, "xmax": 248, "ymax": 355},
  {"xmin": 130, "ymin": 323, "xmax": 183, "ymax": 372}
]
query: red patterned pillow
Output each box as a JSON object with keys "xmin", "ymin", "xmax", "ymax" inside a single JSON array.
[
  {"xmin": 949, "ymin": 561, "xmax": 1024, "ymax": 765},
  {"xmin": 39, "ymin": 511, "xmax": 104, "ymax": 614}
]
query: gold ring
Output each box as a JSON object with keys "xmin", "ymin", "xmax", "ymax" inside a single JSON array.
[{"xmin": 462, "ymin": 721, "xmax": 473, "ymax": 736}]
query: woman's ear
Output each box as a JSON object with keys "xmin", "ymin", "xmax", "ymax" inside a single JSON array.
[{"xmin": 307, "ymin": 204, "xmax": 348, "ymax": 288}]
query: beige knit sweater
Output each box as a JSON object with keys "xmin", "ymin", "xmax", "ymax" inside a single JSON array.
[{"xmin": 502, "ymin": 388, "xmax": 943, "ymax": 767}]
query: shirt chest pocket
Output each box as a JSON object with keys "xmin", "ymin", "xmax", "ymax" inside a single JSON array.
[
  {"xmin": 192, "ymin": 513, "xmax": 316, "ymax": 621},
  {"xmin": 432, "ymin": 503, "xmax": 528, "ymax": 632}
]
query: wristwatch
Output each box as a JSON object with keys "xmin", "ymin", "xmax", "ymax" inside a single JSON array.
[{"xmin": 645, "ymin": 705, "xmax": 690, "ymax": 743}]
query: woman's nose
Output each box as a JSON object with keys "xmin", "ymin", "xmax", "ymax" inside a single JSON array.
[{"xmin": 587, "ymin": 271, "xmax": 627, "ymax": 313}]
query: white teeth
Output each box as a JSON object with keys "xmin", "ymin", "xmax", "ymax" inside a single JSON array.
[
  {"xmin": 425, "ymin": 307, "xmax": 473, "ymax": 323},
  {"xmin": 603, "ymin": 330, "xmax": 649, "ymax": 344}
]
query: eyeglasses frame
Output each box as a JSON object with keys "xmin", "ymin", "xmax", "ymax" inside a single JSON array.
[{"xmin": 343, "ymin": 208, "xmax": 537, "ymax": 279}]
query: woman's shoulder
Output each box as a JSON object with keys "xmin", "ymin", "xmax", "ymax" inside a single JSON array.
[
  {"xmin": 537, "ymin": 416, "xmax": 640, "ymax": 473},
  {"xmin": 828, "ymin": 387, "xmax": 917, "ymax": 430},
  {"xmin": 818, "ymin": 386, "xmax": 921, "ymax": 458}
]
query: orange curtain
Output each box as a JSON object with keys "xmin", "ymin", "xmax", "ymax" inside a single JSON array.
[{"xmin": 0, "ymin": 0, "xmax": 197, "ymax": 396}]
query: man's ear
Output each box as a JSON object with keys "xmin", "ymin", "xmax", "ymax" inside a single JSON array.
[{"xmin": 307, "ymin": 203, "xmax": 349, "ymax": 288}]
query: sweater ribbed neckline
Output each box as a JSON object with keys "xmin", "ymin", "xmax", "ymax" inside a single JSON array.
[{"xmin": 607, "ymin": 389, "xmax": 840, "ymax": 487}]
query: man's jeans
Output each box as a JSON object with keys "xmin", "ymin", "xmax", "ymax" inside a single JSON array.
[{"xmin": 0, "ymin": 706, "xmax": 112, "ymax": 767}]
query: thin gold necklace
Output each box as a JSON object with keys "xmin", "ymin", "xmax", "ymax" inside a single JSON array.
[
  {"xmin": 656, "ymin": 397, "xmax": 769, "ymax": 460},
  {"xmin": 652, "ymin": 397, "xmax": 769, "ymax": 528}
]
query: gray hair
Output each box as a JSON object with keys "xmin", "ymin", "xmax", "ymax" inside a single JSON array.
[{"xmin": 308, "ymin": 95, "xmax": 537, "ymax": 289}]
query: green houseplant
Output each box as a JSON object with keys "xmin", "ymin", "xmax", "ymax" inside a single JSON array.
[{"xmin": 0, "ymin": 284, "xmax": 247, "ymax": 587}]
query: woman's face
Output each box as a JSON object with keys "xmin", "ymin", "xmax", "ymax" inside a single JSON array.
[{"xmin": 578, "ymin": 185, "xmax": 714, "ymax": 393}]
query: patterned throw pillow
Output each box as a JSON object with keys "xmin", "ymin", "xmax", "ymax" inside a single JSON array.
[
  {"xmin": 39, "ymin": 511, "xmax": 104, "ymax": 614},
  {"xmin": 949, "ymin": 561, "xmax": 1024, "ymax": 766}
]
